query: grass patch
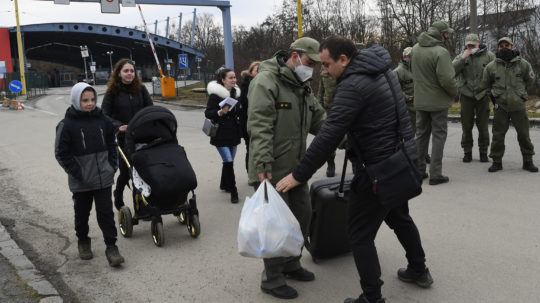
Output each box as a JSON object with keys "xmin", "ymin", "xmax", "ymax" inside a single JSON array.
[{"xmin": 176, "ymin": 82, "xmax": 207, "ymax": 104}]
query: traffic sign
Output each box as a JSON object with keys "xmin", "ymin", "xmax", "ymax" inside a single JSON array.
[
  {"xmin": 122, "ymin": 0, "xmax": 136, "ymax": 7},
  {"xmin": 8, "ymin": 80, "xmax": 23, "ymax": 94},
  {"xmin": 179, "ymin": 53, "xmax": 188, "ymax": 69},
  {"xmin": 101, "ymin": 0, "xmax": 120, "ymax": 14},
  {"xmin": 90, "ymin": 65, "xmax": 96, "ymax": 73}
]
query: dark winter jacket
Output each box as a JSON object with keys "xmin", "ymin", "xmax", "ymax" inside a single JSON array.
[
  {"xmin": 204, "ymin": 81, "xmax": 242, "ymax": 147},
  {"xmin": 292, "ymin": 45, "xmax": 417, "ymax": 189},
  {"xmin": 239, "ymin": 75, "xmax": 253, "ymax": 141},
  {"xmin": 55, "ymin": 83, "xmax": 118, "ymax": 193},
  {"xmin": 101, "ymin": 83, "xmax": 153, "ymax": 130}
]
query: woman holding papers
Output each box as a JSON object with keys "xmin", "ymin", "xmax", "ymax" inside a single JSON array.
[{"xmin": 205, "ymin": 68, "xmax": 242, "ymax": 203}]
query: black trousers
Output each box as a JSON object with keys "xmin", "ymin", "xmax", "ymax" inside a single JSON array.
[
  {"xmin": 348, "ymin": 186, "xmax": 426, "ymax": 300},
  {"xmin": 115, "ymin": 155, "xmax": 130, "ymax": 196},
  {"xmin": 72, "ymin": 187, "xmax": 117, "ymax": 246}
]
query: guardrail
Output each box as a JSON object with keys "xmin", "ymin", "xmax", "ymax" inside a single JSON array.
[{"xmin": 0, "ymin": 72, "xmax": 49, "ymax": 100}]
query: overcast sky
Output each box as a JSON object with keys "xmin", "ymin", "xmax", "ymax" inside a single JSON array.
[{"xmin": 0, "ymin": 0, "xmax": 284, "ymax": 31}]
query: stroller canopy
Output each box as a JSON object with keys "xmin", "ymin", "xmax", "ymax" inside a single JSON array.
[{"xmin": 126, "ymin": 106, "xmax": 178, "ymax": 155}]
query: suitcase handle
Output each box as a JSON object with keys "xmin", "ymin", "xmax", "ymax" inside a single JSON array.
[{"xmin": 338, "ymin": 154, "xmax": 349, "ymax": 197}]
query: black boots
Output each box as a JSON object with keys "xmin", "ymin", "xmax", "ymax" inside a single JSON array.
[
  {"xmin": 223, "ymin": 162, "xmax": 239, "ymax": 203},
  {"xmin": 78, "ymin": 239, "xmax": 93, "ymax": 260},
  {"xmin": 523, "ymin": 160, "xmax": 539, "ymax": 172},
  {"xmin": 462, "ymin": 152, "xmax": 472, "ymax": 163},
  {"xmin": 219, "ymin": 163, "xmax": 230, "ymax": 192},
  {"xmin": 488, "ymin": 162, "xmax": 503, "ymax": 172},
  {"xmin": 105, "ymin": 245, "xmax": 125, "ymax": 267},
  {"xmin": 480, "ymin": 153, "xmax": 489, "ymax": 163}
]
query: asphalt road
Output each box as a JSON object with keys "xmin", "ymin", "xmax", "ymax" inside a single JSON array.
[{"xmin": 0, "ymin": 86, "xmax": 539, "ymax": 303}]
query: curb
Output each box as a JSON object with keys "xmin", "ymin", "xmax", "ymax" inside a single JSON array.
[
  {"xmin": 153, "ymin": 99, "xmax": 206, "ymax": 109},
  {"xmin": 0, "ymin": 224, "xmax": 63, "ymax": 303}
]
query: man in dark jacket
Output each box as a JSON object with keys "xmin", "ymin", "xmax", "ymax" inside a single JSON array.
[
  {"xmin": 277, "ymin": 36, "xmax": 432, "ymax": 303},
  {"xmin": 412, "ymin": 21, "xmax": 458, "ymax": 185}
]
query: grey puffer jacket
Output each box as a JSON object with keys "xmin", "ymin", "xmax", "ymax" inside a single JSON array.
[
  {"xmin": 292, "ymin": 45, "xmax": 417, "ymax": 189},
  {"xmin": 55, "ymin": 83, "xmax": 118, "ymax": 193}
]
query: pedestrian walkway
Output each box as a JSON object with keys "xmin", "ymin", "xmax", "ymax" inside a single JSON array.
[{"xmin": 0, "ymin": 223, "xmax": 63, "ymax": 303}]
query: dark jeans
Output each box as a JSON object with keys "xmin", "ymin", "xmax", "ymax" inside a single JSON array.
[
  {"xmin": 72, "ymin": 187, "xmax": 117, "ymax": 246},
  {"xmin": 348, "ymin": 186, "xmax": 426, "ymax": 300}
]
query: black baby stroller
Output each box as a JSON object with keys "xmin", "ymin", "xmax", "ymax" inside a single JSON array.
[{"xmin": 117, "ymin": 106, "xmax": 200, "ymax": 247}]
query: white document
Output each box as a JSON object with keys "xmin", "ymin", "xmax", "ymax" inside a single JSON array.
[{"xmin": 219, "ymin": 97, "xmax": 238, "ymax": 110}]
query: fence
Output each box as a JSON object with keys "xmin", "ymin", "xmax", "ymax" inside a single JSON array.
[{"xmin": 0, "ymin": 72, "xmax": 48, "ymax": 100}]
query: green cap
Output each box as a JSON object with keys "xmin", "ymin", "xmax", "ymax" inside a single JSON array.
[
  {"xmin": 431, "ymin": 21, "xmax": 454, "ymax": 34},
  {"xmin": 290, "ymin": 37, "xmax": 321, "ymax": 62},
  {"xmin": 498, "ymin": 37, "xmax": 513, "ymax": 46},
  {"xmin": 465, "ymin": 33, "xmax": 480, "ymax": 45}
]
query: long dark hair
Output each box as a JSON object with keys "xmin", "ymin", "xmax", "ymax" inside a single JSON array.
[
  {"xmin": 216, "ymin": 68, "xmax": 233, "ymax": 86},
  {"xmin": 106, "ymin": 58, "xmax": 141, "ymax": 95}
]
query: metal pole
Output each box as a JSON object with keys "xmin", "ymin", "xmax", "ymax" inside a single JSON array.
[
  {"xmin": 13, "ymin": 0, "xmax": 27, "ymax": 95},
  {"xmin": 178, "ymin": 13, "xmax": 182, "ymax": 42},
  {"xmin": 83, "ymin": 57, "xmax": 88, "ymax": 82},
  {"xmin": 166, "ymin": 16, "xmax": 170, "ymax": 38},
  {"xmin": 220, "ymin": 7, "xmax": 234, "ymax": 68},
  {"xmin": 154, "ymin": 20, "xmax": 158, "ymax": 35},
  {"xmin": 470, "ymin": 0, "xmax": 478, "ymax": 34},
  {"xmin": 138, "ymin": 4, "xmax": 165, "ymax": 77},
  {"xmin": 191, "ymin": 8, "xmax": 197, "ymax": 46},
  {"xmin": 297, "ymin": 0, "xmax": 303, "ymax": 38}
]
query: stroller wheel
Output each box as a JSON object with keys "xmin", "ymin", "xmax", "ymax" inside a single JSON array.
[
  {"xmin": 187, "ymin": 215, "xmax": 201, "ymax": 238},
  {"xmin": 151, "ymin": 219, "xmax": 164, "ymax": 247},
  {"xmin": 119, "ymin": 206, "xmax": 133, "ymax": 238},
  {"xmin": 177, "ymin": 210, "xmax": 187, "ymax": 225}
]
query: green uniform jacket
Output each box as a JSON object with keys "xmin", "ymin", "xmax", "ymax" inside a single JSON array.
[
  {"xmin": 247, "ymin": 51, "xmax": 326, "ymax": 184},
  {"xmin": 411, "ymin": 29, "xmax": 458, "ymax": 111},
  {"xmin": 481, "ymin": 56, "xmax": 535, "ymax": 112},
  {"xmin": 394, "ymin": 61, "xmax": 414, "ymax": 109},
  {"xmin": 317, "ymin": 69, "xmax": 336, "ymax": 109},
  {"xmin": 453, "ymin": 47, "xmax": 495, "ymax": 100}
]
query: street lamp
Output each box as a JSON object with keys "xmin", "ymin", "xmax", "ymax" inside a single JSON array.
[
  {"xmin": 106, "ymin": 51, "xmax": 114, "ymax": 73},
  {"xmin": 80, "ymin": 45, "xmax": 89, "ymax": 83}
]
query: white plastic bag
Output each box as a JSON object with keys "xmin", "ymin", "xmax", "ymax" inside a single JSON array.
[{"xmin": 237, "ymin": 180, "xmax": 304, "ymax": 258}]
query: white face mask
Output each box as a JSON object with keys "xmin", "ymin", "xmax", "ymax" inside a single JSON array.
[{"xmin": 294, "ymin": 56, "xmax": 314, "ymax": 82}]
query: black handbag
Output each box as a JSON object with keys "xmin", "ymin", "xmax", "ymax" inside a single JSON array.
[{"xmin": 349, "ymin": 71, "xmax": 422, "ymax": 209}]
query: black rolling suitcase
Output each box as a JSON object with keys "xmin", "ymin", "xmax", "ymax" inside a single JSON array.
[{"xmin": 307, "ymin": 159, "xmax": 354, "ymax": 262}]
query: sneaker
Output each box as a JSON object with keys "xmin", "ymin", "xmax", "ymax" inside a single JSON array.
[
  {"xmin": 397, "ymin": 267, "xmax": 433, "ymax": 288},
  {"xmin": 421, "ymin": 172, "xmax": 428, "ymax": 180},
  {"xmin": 523, "ymin": 161, "xmax": 539, "ymax": 173},
  {"xmin": 344, "ymin": 294, "xmax": 386, "ymax": 303},
  {"xmin": 480, "ymin": 153, "xmax": 489, "ymax": 163},
  {"xmin": 261, "ymin": 285, "xmax": 298, "ymax": 299},
  {"xmin": 429, "ymin": 175, "xmax": 449, "ymax": 185},
  {"xmin": 488, "ymin": 162, "xmax": 502, "ymax": 172},
  {"xmin": 284, "ymin": 267, "xmax": 315, "ymax": 281},
  {"xmin": 462, "ymin": 152, "xmax": 472, "ymax": 163},
  {"xmin": 77, "ymin": 239, "xmax": 93, "ymax": 260},
  {"xmin": 326, "ymin": 161, "xmax": 336, "ymax": 178},
  {"xmin": 105, "ymin": 245, "xmax": 125, "ymax": 267}
]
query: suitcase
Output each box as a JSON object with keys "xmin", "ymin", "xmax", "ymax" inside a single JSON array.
[{"xmin": 307, "ymin": 160, "xmax": 354, "ymax": 263}]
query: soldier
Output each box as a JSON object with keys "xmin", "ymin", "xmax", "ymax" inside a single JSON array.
[
  {"xmin": 247, "ymin": 37, "xmax": 327, "ymax": 299},
  {"xmin": 482, "ymin": 37, "xmax": 538, "ymax": 173},
  {"xmin": 453, "ymin": 33, "xmax": 495, "ymax": 163},
  {"xmin": 412, "ymin": 21, "xmax": 458, "ymax": 185},
  {"xmin": 317, "ymin": 68, "xmax": 337, "ymax": 177},
  {"xmin": 395, "ymin": 47, "xmax": 415, "ymax": 132}
]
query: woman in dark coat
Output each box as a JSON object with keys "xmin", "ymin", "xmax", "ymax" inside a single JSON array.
[
  {"xmin": 238, "ymin": 61, "xmax": 260, "ymax": 173},
  {"xmin": 205, "ymin": 68, "xmax": 242, "ymax": 203},
  {"xmin": 101, "ymin": 58, "xmax": 153, "ymax": 210}
]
